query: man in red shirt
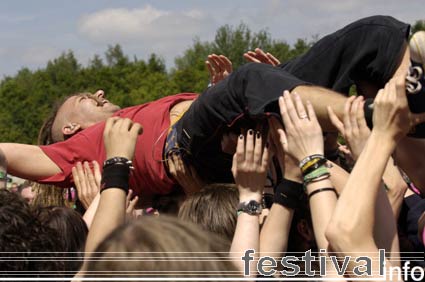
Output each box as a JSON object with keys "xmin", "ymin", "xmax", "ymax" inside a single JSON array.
[{"xmin": 0, "ymin": 91, "xmax": 199, "ymax": 205}]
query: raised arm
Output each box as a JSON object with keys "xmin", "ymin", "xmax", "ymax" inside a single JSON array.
[
  {"xmin": 83, "ymin": 117, "xmax": 142, "ymax": 254},
  {"xmin": 328, "ymin": 96, "xmax": 409, "ymax": 217},
  {"xmin": 278, "ymin": 91, "xmax": 346, "ymax": 281},
  {"xmin": 326, "ymin": 76, "xmax": 425, "ymax": 280},
  {"xmin": 230, "ymin": 129, "xmax": 269, "ymax": 277}
]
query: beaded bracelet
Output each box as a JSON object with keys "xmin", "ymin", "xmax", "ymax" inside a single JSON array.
[{"xmin": 103, "ymin": 157, "xmax": 134, "ymax": 170}]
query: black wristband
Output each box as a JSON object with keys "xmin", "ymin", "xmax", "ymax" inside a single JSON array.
[
  {"xmin": 307, "ymin": 187, "xmax": 338, "ymax": 201},
  {"xmin": 274, "ymin": 178, "xmax": 304, "ymax": 209},
  {"xmin": 100, "ymin": 164, "xmax": 130, "ymax": 194}
]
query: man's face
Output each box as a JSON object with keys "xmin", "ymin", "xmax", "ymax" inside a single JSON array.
[{"xmin": 58, "ymin": 90, "xmax": 121, "ymax": 129}]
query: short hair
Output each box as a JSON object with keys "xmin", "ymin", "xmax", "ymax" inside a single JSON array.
[
  {"xmin": 35, "ymin": 206, "xmax": 88, "ymax": 272},
  {"xmin": 178, "ymin": 183, "xmax": 239, "ymax": 241},
  {"xmin": 39, "ymin": 95, "xmax": 72, "ymax": 144},
  {"xmin": 0, "ymin": 190, "xmax": 64, "ymax": 277},
  {"xmin": 85, "ymin": 216, "xmax": 238, "ymax": 279},
  {"xmin": 39, "ymin": 92, "xmax": 89, "ymax": 144}
]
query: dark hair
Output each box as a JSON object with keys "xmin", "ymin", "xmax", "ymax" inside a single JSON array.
[
  {"xmin": 85, "ymin": 216, "xmax": 238, "ymax": 279},
  {"xmin": 38, "ymin": 95, "xmax": 73, "ymax": 145},
  {"xmin": 152, "ymin": 187, "xmax": 186, "ymax": 215},
  {"xmin": 0, "ymin": 190, "xmax": 64, "ymax": 277},
  {"xmin": 32, "ymin": 98, "xmax": 76, "ymax": 207},
  {"xmin": 35, "ymin": 206, "xmax": 88, "ymax": 272},
  {"xmin": 287, "ymin": 198, "xmax": 316, "ymax": 253},
  {"xmin": 178, "ymin": 183, "xmax": 239, "ymax": 241}
]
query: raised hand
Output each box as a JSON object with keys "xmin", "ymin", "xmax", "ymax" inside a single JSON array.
[
  {"xmin": 243, "ymin": 48, "xmax": 280, "ymax": 66},
  {"xmin": 72, "ymin": 161, "xmax": 101, "ymax": 209},
  {"xmin": 103, "ymin": 117, "xmax": 143, "ymax": 160},
  {"xmin": 125, "ymin": 189, "xmax": 139, "ymax": 221},
  {"xmin": 205, "ymin": 54, "xmax": 233, "ymax": 85},
  {"xmin": 373, "ymin": 76, "xmax": 425, "ymax": 142},
  {"xmin": 167, "ymin": 153, "xmax": 204, "ymax": 195},
  {"xmin": 277, "ymin": 91, "xmax": 323, "ymax": 162},
  {"xmin": 327, "ymin": 96, "xmax": 370, "ymax": 160},
  {"xmin": 232, "ymin": 129, "xmax": 269, "ymax": 202}
]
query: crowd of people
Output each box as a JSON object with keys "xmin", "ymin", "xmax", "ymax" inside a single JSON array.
[{"xmin": 0, "ymin": 15, "xmax": 425, "ymax": 281}]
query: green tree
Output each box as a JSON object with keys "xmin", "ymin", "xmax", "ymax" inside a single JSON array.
[
  {"xmin": 0, "ymin": 23, "xmax": 316, "ymax": 144},
  {"xmin": 412, "ymin": 20, "xmax": 425, "ymax": 34}
]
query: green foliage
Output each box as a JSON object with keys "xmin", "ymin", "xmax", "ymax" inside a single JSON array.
[
  {"xmin": 412, "ymin": 20, "xmax": 425, "ymax": 34},
  {"xmin": 0, "ymin": 23, "xmax": 315, "ymax": 143}
]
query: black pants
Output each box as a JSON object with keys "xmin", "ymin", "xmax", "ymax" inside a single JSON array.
[
  {"xmin": 281, "ymin": 15, "xmax": 409, "ymax": 94},
  {"xmin": 176, "ymin": 63, "xmax": 308, "ymax": 182},
  {"xmin": 175, "ymin": 15, "xmax": 410, "ymax": 183}
]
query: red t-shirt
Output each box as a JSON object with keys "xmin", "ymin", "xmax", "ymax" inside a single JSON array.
[{"xmin": 39, "ymin": 93, "xmax": 198, "ymax": 198}]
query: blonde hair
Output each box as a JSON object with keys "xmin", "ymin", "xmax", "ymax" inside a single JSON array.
[
  {"xmin": 85, "ymin": 216, "xmax": 239, "ymax": 280},
  {"xmin": 178, "ymin": 183, "xmax": 239, "ymax": 241}
]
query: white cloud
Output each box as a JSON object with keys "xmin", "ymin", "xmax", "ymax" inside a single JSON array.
[
  {"xmin": 76, "ymin": 5, "xmax": 218, "ymax": 67},
  {"xmin": 78, "ymin": 5, "xmax": 214, "ymax": 44}
]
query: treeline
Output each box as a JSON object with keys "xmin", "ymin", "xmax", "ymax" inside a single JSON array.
[{"xmin": 0, "ymin": 21, "xmax": 424, "ymax": 144}]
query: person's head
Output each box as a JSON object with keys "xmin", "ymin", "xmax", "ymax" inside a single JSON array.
[
  {"xmin": 178, "ymin": 183, "xmax": 239, "ymax": 241},
  {"xmin": 41, "ymin": 90, "xmax": 120, "ymax": 143},
  {"xmin": 10, "ymin": 182, "xmax": 18, "ymax": 193},
  {"xmin": 17, "ymin": 181, "xmax": 35, "ymax": 204},
  {"xmin": 35, "ymin": 206, "xmax": 88, "ymax": 272},
  {"xmin": 85, "ymin": 216, "xmax": 237, "ymax": 279},
  {"xmin": 0, "ymin": 189, "xmax": 64, "ymax": 277}
]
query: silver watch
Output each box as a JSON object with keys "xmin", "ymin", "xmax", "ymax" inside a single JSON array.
[{"xmin": 237, "ymin": 200, "xmax": 262, "ymax": 215}]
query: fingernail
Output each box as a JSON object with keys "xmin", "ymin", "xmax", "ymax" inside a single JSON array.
[
  {"xmin": 248, "ymin": 129, "xmax": 253, "ymax": 135},
  {"xmin": 239, "ymin": 134, "xmax": 243, "ymax": 139},
  {"xmin": 256, "ymin": 131, "xmax": 261, "ymax": 138}
]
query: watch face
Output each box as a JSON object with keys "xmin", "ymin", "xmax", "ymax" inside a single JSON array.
[{"xmin": 247, "ymin": 200, "xmax": 261, "ymax": 214}]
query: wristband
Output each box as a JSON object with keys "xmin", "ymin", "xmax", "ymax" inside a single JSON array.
[
  {"xmin": 274, "ymin": 178, "xmax": 305, "ymax": 209},
  {"xmin": 301, "ymin": 158, "xmax": 321, "ymax": 173},
  {"xmin": 303, "ymin": 165, "xmax": 329, "ymax": 184},
  {"xmin": 103, "ymin": 157, "xmax": 134, "ymax": 170},
  {"xmin": 100, "ymin": 164, "xmax": 130, "ymax": 194},
  {"xmin": 308, "ymin": 187, "xmax": 338, "ymax": 201},
  {"xmin": 299, "ymin": 154, "xmax": 325, "ymax": 169},
  {"xmin": 302, "ymin": 158, "xmax": 328, "ymax": 176}
]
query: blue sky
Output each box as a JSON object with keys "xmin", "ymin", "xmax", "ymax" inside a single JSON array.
[{"xmin": 0, "ymin": 0, "xmax": 424, "ymax": 78}]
